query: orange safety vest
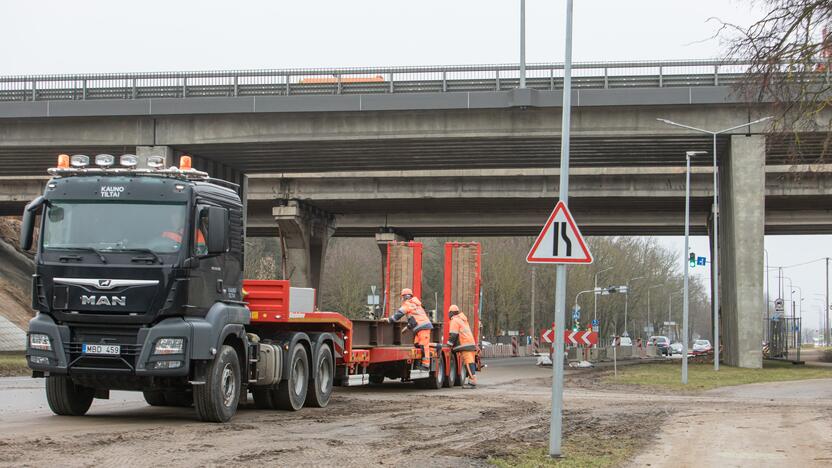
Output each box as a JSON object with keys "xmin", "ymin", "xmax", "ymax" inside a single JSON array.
[
  {"xmin": 395, "ymin": 297, "xmax": 433, "ymax": 332},
  {"xmin": 449, "ymin": 312, "xmax": 476, "ymax": 352}
]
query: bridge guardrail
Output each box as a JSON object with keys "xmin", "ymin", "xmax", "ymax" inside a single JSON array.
[{"xmin": 0, "ymin": 59, "xmax": 827, "ymax": 102}]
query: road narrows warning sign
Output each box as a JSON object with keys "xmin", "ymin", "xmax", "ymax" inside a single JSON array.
[{"xmin": 527, "ymin": 201, "xmax": 593, "ymax": 264}]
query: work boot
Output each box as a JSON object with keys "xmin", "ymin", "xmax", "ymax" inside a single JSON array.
[
  {"xmin": 464, "ymin": 381, "xmax": 477, "ymax": 389},
  {"xmin": 416, "ymin": 363, "xmax": 430, "ymax": 372}
]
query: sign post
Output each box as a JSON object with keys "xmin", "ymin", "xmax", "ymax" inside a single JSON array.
[{"xmin": 526, "ymin": 2, "xmax": 581, "ymax": 456}]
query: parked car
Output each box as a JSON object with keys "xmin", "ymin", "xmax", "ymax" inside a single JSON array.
[
  {"xmin": 649, "ymin": 336, "xmax": 671, "ymax": 356},
  {"xmin": 670, "ymin": 342, "xmax": 684, "ymax": 355},
  {"xmin": 692, "ymin": 339, "xmax": 712, "ymax": 355}
]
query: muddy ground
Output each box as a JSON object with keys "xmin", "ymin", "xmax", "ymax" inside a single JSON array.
[{"xmin": 1, "ymin": 358, "xmax": 830, "ymax": 467}]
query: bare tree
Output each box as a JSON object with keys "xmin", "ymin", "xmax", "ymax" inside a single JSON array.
[{"xmin": 720, "ymin": 1, "xmax": 832, "ymax": 161}]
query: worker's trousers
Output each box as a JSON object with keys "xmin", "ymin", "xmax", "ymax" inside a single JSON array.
[{"xmin": 414, "ymin": 329, "xmax": 432, "ymax": 367}]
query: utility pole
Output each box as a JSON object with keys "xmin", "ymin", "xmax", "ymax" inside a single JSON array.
[
  {"xmin": 519, "ymin": 0, "xmax": 526, "ymax": 88},
  {"xmin": 826, "ymin": 258, "xmax": 830, "ymax": 347}
]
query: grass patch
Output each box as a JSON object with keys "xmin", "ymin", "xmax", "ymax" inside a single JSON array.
[
  {"xmin": 491, "ymin": 434, "xmax": 642, "ymax": 468},
  {"xmin": 604, "ymin": 360, "xmax": 832, "ymax": 391},
  {"xmin": 0, "ymin": 353, "xmax": 28, "ymax": 377}
]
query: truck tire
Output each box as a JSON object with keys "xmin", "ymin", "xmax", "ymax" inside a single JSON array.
[
  {"xmin": 444, "ymin": 354, "xmax": 457, "ymax": 388},
  {"xmin": 164, "ymin": 391, "xmax": 193, "ymax": 407},
  {"xmin": 46, "ymin": 375, "xmax": 95, "ymax": 416},
  {"xmin": 305, "ymin": 343, "xmax": 334, "ymax": 408},
  {"xmin": 425, "ymin": 354, "xmax": 445, "ymax": 390},
  {"xmin": 275, "ymin": 342, "xmax": 309, "ymax": 411},
  {"xmin": 143, "ymin": 391, "xmax": 167, "ymax": 406},
  {"xmin": 194, "ymin": 345, "xmax": 241, "ymax": 423},
  {"xmin": 252, "ymin": 388, "xmax": 275, "ymax": 409},
  {"xmin": 369, "ymin": 374, "xmax": 385, "ymax": 385}
]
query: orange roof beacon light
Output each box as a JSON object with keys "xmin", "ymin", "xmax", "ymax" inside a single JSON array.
[
  {"xmin": 57, "ymin": 154, "xmax": 70, "ymax": 168},
  {"xmin": 179, "ymin": 155, "xmax": 192, "ymax": 171}
]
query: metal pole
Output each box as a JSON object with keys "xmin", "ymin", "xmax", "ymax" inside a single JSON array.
[
  {"xmin": 549, "ymin": 0, "xmax": 573, "ymax": 458},
  {"xmin": 712, "ymin": 133, "xmax": 719, "ymax": 371},
  {"xmin": 765, "ymin": 249, "xmax": 770, "ymax": 341},
  {"xmin": 682, "ymin": 151, "xmax": 693, "ymax": 385},
  {"xmin": 520, "ymin": 0, "xmax": 526, "ymax": 88},
  {"xmin": 624, "ymin": 289, "xmax": 629, "ymax": 337},
  {"xmin": 826, "ymin": 258, "xmax": 830, "ymax": 347}
]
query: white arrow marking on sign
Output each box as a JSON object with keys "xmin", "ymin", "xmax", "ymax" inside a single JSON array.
[
  {"xmin": 527, "ymin": 201, "xmax": 593, "ymax": 264},
  {"xmin": 581, "ymin": 333, "xmax": 591, "ymax": 346},
  {"xmin": 542, "ymin": 329, "xmax": 555, "ymax": 343},
  {"xmin": 567, "ymin": 331, "xmax": 578, "ymax": 345}
]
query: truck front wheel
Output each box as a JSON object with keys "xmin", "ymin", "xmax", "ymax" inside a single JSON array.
[
  {"xmin": 194, "ymin": 345, "xmax": 241, "ymax": 422},
  {"xmin": 305, "ymin": 343, "xmax": 334, "ymax": 408},
  {"xmin": 275, "ymin": 342, "xmax": 309, "ymax": 411},
  {"xmin": 46, "ymin": 376, "xmax": 95, "ymax": 416}
]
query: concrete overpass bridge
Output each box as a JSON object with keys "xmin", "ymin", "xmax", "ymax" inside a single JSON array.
[{"xmin": 1, "ymin": 59, "xmax": 831, "ymax": 368}]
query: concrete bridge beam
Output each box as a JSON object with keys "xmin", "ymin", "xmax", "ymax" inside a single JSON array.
[{"xmin": 719, "ymin": 135, "xmax": 766, "ymax": 368}]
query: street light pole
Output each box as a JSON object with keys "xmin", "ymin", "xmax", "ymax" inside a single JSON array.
[
  {"xmin": 625, "ymin": 276, "xmax": 646, "ymax": 337},
  {"xmin": 594, "ymin": 266, "xmax": 613, "ymax": 335},
  {"xmin": 657, "ymin": 115, "xmax": 772, "ymax": 372},
  {"xmin": 682, "ymin": 150, "xmax": 703, "ymax": 384},
  {"xmin": 647, "ymin": 284, "xmax": 663, "ymax": 339},
  {"xmin": 530, "ymin": 267, "xmax": 536, "ymax": 338}
]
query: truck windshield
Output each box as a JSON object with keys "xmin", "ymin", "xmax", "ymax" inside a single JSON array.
[{"xmin": 42, "ymin": 202, "xmax": 188, "ymax": 254}]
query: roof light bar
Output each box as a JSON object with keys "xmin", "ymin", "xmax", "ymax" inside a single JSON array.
[
  {"xmin": 70, "ymin": 154, "xmax": 89, "ymax": 167},
  {"xmin": 120, "ymin": 154, "xmax": 138, "ymax": 167},
  {"xmin": 95, "ymin": 154, "xmax": 115, "ymax": 167}
]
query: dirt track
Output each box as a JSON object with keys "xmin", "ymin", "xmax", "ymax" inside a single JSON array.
[{"xmin": 1, "ymin": 359, "xmax": 831, "ymax": 467}]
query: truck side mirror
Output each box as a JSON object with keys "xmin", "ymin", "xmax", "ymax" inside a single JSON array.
[
  {"xmin": 205, "ymin": 206, "xmax": 229, "ymax": 255},
  {"xmin": 20, "ymin": 196, "xmax": 45, "ymax": 251}
]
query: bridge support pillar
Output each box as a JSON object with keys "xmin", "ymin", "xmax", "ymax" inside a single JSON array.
[
  {"xmin": 272, "ymin": 201, "xmax": 334, "ymax": 292},
  {"xmin": 719, "ymin": 135, "xmax": 765, "ymax": 368},
  {"xmin": 375, "ymin": 230, "xmax": 411, "ymax": 302}
]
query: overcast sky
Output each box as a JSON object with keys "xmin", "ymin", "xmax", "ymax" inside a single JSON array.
[{"xmin": 3, "ymin": 0, "xmax": 830, "ymax": 336}]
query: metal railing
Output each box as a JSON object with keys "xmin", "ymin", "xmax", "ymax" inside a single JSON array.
[{"xmin": 0, "ymin": 59, "xmax": 819, "ymax": 102}]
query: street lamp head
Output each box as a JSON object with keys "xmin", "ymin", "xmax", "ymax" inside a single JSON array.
[{"xmin": 686, "ymin": 150, "xmax": 707, "ymax": 158}]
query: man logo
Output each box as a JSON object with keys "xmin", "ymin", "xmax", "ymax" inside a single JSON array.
[
  {"xmin": 81, "ymin": 295, "xmax": 126, "ymax": 306},
  {"xmin": 98, "ymin": 279, "xmax": 112, "ymax": 288}
]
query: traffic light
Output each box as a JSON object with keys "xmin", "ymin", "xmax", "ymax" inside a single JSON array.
[{"xmin": 689, "ymin": 252, "xmax": 696, "ymax": 268}]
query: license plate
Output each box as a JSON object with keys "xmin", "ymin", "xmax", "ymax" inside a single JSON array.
[{"xmin": 82, "ymin": 344, "xmax": 121, "ymax": 355}]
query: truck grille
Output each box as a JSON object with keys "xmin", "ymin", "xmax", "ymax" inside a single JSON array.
[{"xmin": 66, "ymin": 326, "xmax": 143, "ymax": 373}]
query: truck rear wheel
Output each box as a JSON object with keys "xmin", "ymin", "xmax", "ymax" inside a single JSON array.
[
  {"xmin": 252, "ymin": 388, "xmax": 275, "ymax": 409},
  {"xmin": 425, "ymin": 354, "xmax": 445, "ymax": 390},
  {"xmin": 143, "ymin": 391, "xmax": 167, "ymax": 406},
  {"xmin": 305, "ymin": 343, "xmax": 334, "ymax": 408},
  {"xmin": 194, "ymin": 345, "xmax": 241, "ymax": 422},
  {"xmin": 46, "ymin": 375, "xmax": 95, "ymax": 416},
  {"xmin": 275, "ymin": 342, "xmax": 308, "ymax": 411},
  {"xmin": 444, "ymin": 354, "xmax": 458, "ymax": 388}
]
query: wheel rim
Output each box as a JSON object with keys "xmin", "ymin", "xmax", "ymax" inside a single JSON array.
[
  {"xmin": 293, "ymin": 355, "xmax": 306, "ymax": 395},
  {"xmin": 221, "ymin": 363, "xmax": 236, "ymax": 407},
  {"xmin": 319, "ymin": 355, "xmax": 332, "ymax": 394}
]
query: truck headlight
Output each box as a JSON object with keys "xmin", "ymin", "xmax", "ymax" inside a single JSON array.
[
  {"xmin": 153, "ymin": 338, "xmax": 184, "ymax": 355},
  {"xmin": 29, "ymin": 333, "xmax": 52, "ymax": 351}
]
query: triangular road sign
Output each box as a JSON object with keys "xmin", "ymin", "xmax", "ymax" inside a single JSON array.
[{"xmin": 527, "ymin": 201, "xmax": 593, "ymax": 264}]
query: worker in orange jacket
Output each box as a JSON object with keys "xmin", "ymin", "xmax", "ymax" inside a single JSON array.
[
  {"xmin": 447, "ymin": 304, "xmax": 478, "ymax": 388},
  {"xmin": 381, "ymin": 288, "xmax": 434, "ymax": 370}
]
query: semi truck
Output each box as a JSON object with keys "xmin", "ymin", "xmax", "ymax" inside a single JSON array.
[{"xmin": 19, "ymin": 153, "xmax": 482, "ymax": 422}]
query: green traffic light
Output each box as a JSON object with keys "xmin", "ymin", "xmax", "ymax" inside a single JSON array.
[{"xmin": 689, "ymin": 252, "xmax": 696, "ymax": 268}]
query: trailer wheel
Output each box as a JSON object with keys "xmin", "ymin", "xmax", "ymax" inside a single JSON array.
[
  {"xmin": 305, "ymin": 343, "xmax": 334, "ymax": 408},
  {"xmin": 194, "ymin": 345, "xmax": 241, "ymax": 422},
  {"xmin": 425, "ymin": 354, "xmax": 445, "ymax": 390},
  {"xmin": 275, "ymin": 342, "xmax": 309, "ymax": 411},
  {"xmin": 444, "ymin": 353, "xmax": 458, "ymax": 388},
  {"xmin": 143, "ymin": 391, "xmax": 166, "ymax": 406},
  {"xmin": 252, "ymin": 388, "xmax": 275, "ymax": 409},
  {"xmin": 46, "ymin": 376, "xmax": 95, "ymax": 416},
  {"xmin": 369, "ymin": 375, "xmax": 385, "ymax": 385}
]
